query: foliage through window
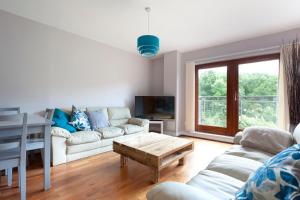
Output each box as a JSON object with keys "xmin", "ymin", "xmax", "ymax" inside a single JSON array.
[{"xmin": 196, "ymin": 54, "xmax": 279, "ymax": 135}]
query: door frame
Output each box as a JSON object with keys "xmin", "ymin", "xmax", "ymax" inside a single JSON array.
[{"xmin": 195, "ymin": 53, "xmax": 280, "ymax": 136}]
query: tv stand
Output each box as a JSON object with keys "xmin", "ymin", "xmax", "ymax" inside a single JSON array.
[{"xmin": 149, "ymin": 120, "xmax": 164, "ymax": 134}]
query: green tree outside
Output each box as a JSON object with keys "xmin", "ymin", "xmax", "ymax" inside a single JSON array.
[{"xmin": 198, "ymin": 71, "xmax": 278, "ymax": 128}]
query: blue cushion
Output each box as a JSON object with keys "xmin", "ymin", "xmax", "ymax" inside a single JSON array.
[
  {"xmin": 69, "ymin": 106, "xmax": 91, "ymax": 131},
  {"xmin": 236, "ymin": 144, "xmax": 300, "ymax": 200},
  {"xmin": 52, "ymin": 108, "xmax": 76, "ymax": 133},
  {"xmin": 86, "ymin": 110, "xmax": 109, "ymax": 130}
]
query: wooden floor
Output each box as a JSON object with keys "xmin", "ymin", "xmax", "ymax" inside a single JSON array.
[{"xmin": 0, "ymin": 137, "xmax": 232, "ymax": 200}]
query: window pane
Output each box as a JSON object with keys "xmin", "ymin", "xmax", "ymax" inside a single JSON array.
[
  {"xmin": 238, "ymin": 60, "xmax": 279, "ymax": 129},
  {"xmin": 198, "ymin": 66, "xmax": 227, "ymax": 127}
]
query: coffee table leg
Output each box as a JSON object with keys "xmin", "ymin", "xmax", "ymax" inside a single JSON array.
[
  {"xmin": 120, "ymin": 155, "xmax": 128, "ymax": 168},
  {"xmin": 179, "ymin": 157, "xmax": 185, "ymax": 165},
  {"xmin": 152, "ymin": 168, "xmax": 160, "ymax": 183}
]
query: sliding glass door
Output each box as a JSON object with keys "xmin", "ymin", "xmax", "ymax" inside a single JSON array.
[
  {"xmin": 195, "ymin": 54, "xmax": 279, "ymax": 136},
  {"xmin": 196, "ymin": 65, "xmax": 229, "ymax": 134},
  {"xmin": 238, "ymin": 59, "xmax": 279, "ymax": 129}
]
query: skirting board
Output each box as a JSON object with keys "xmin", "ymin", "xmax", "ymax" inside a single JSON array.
[{"xmin": 180, "ymin": 131, "xmax": 234, "ymax": 143}]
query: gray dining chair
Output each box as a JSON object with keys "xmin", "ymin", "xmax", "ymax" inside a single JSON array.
[
  {"xmin": 0, "ymin": 113, "xmax": 28, "ymax": 200},
  {"xmin": 26, "ymin": 109, "xmax": 54, "ymax": 160},
  {"xmin": 0, "ymin": 107, "xmax": 20, "ymax": 186},
  {"xmin": 5, "ymin": 108, "xmax": 54, "ymax": 187}
]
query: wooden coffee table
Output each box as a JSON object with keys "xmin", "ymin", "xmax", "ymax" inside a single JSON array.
[{"xmin": 113, "ymin": 132, "xmax": 194, "ymax": 183}]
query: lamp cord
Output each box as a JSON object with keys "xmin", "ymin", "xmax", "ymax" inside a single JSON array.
[{"xmin": 147, "ymin": 11, "xmax": 150, "ymax": 33}]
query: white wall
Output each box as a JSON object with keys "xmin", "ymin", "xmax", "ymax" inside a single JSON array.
[
  {"xmin": 0, "ymin": 10, "xmax": 153, "ymax": 114},
  {"xmin": 163, "ymin": 51, "xmax": 179, "ymax": 96},
  {"xmin": 163, "ymin": 51, "xmax": 181, "ymax": 135},
  {"xmin": 150, "ymin": 57, "xmax": 164, "ymax": 96}
]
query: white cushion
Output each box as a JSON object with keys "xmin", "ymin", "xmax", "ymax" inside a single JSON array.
[
  {"xmin": 206, "ymin": 154, "xmax": 262, "ymax": 182},
  {"xmin": 109, "ymin": 119, "xmax": 129, "ymax": 126},
  {"xmin": 86, "ymin": 107, "xmax": 109, "ymax": 120},
  {"xmin": 240, "ymin": 126, "xmax": 293, "ymax": 154},
  {"xmin": 118, "ymin": 124, "xmax": 144, "ymax": 134},
  {"xmin": 293, "ymin": 123, "xmax": 300, "ymax": 143},
  {"xmin": 97, "ymin": 127, "xmax": 124, "ymax": 139},
  {"xmin": 224, "ymin": 145, "xmax": 274, "ymax": 163},
  {"xmin": 187, "ymin": 170, "xmax": 244, "ymax": 200},
  {"xmin": 51, "ymin": 127, "xmax": 71, "ymax": 138},
  {"xmin": 66, "ymin": 131, "xmax": 101, "ymax": 145},
  {"xmin": 233, "ymin": 131, "xmax": 243, "ymax": 144},
  {"xmin": 108, "ymin": 107, "xmax": 131, "ymax": 120}
]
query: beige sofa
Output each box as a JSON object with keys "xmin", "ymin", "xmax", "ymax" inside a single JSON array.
[
  {"xmin": 51, "ymin": 107, "xmax": 149, "ymax": 166},
  {"xmin": 147, "ymin": 127, "xmax": 300, "ymax": 200}
]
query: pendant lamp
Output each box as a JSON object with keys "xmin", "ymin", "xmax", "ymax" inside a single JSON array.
[{"xmin": 137, "ymin": 7, "xmax": 159, "ymax": 58}]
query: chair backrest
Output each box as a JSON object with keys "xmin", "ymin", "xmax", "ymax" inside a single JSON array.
[
  {"xmin": 0, "ymin": 113, "xmax": 28, "ymax": 159},
  {"xmin": 0, "ymin": 107, "xmax": 21, "ymax": 115},
  {"xmin": 45, "ymin": 108, "xmax": 54, "ymax": 121},
  {"xmin": 0, "ymin": 113, "xmax": 27, "ymax": 138}
]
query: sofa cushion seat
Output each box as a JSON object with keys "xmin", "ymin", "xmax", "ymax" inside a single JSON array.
[
  {"xmin": 206, "ymin": 154, "xmax": 263, "ymax": 182},
  {"xmin": 146, "ymin": 182, "xmax": 215, "ymax": 200},
  {"xmin": 118, "ymin": 124, "xmax": 144, "ymax": 135},
  {"xmin": 187, "ymin": 170, "xmax": 245, "ymax": 200},
  {"xmin": 66, "ymin": 132, "xmax": 146, "ymax": 154},
  {"xmin": 147, "ymin": 170, "xmax": 244, "ymax": 200},
  {"xmin": 224, "ymin": 145, "xmax": 274, "ymax": 163},
  {"xmin": 66, "ymin": 131, "xmax": 101, "ymax": 145},
  {"xmin": 97, "ymin": 127, "xmax": 124, "ymax": 139},
  {"xmin": 67, "ymin": 138, "xmax": 115, "ymax": 154}
]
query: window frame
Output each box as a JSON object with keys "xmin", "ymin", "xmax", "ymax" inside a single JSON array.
[{"xmin": 195, "ymin": 53, "xmax": 280, "ymax": 136}]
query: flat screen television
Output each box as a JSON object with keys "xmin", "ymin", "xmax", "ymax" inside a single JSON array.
[{"xmin": 135, "ymin": 96, "xmax": 175, "ymax": 120}]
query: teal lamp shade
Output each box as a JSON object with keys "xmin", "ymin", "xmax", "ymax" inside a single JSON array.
[{"xmin": 137, "ymin": 35, "xmax": 159, "ymax": 58}]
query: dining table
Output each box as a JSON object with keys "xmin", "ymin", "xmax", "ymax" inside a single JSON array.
[{"xmin": 0, "ymin": 114, "xmax": 53, "ymax": 190}]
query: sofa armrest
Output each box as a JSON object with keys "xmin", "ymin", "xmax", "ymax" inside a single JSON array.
[
  {"xmin": 128, "ymin": 118, "xmax": 149, "ymax": 127},
  {"xmin": 128, "ymin": 118, "xmax": 149, "ymax": 133},
  {"xmin": 51, "ymin": 127, "xmax": 71, "ymax": 138},
  {"xmin": 234, "ymin": 131, "xmax": 243, "ymax": 144},
  {"xmin": 146, "ymin": 182, "xmax": 211, "ymax": 200},
  {"xmin": 52, "ymin": 136, "xmax": 67, "ymax": 166},
  {"xmin": 51, "ymin": 127, "xmax": 69, "ymax": 166}
]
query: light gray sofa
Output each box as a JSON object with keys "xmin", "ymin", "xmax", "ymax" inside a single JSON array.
[
  {"xmin": 147, "ymin": 127, "xmax": 300, "ymax": 200},
  {"xmin": 51, "ymin": 107, "xmax": 149, "ymax": 166}
]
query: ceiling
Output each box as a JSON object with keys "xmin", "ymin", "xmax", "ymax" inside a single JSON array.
[{"xmin": 1, "ymin": 0, "xmax": 300, "ymax": 55}]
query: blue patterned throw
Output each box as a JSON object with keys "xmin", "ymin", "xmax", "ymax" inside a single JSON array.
[
  {"xmin": 69, "ymin": 106, "xmax": 91, "ymax": 131},
  {"xmin": 52, "ymin": 108, "xmax": 77, "ymax": 133},
  {"xmin": 236, "ymin": 144, "xmax": 300, "ymax": 200}
]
